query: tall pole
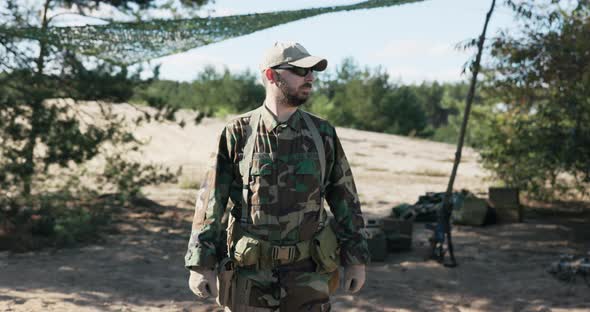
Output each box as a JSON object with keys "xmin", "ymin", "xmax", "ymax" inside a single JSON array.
[{"xmin": 433, "ymin": 0, "xmax": 496, "ymax": 267}]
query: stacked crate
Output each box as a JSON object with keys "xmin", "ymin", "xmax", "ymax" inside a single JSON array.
[
  {"xmin": 364, "ymin": 219, "xmax": 388, "ymax": 262},
  {"xmin": 364, "ymin": 217, "xmax": 413, "ymax": 262},
  {"xmin": 488, "ymin": 187, "xmax": 522, "ymax": 223},
  {"xmin": 381, "ymin": 217, "xmax": 413, "ymax": 251}
]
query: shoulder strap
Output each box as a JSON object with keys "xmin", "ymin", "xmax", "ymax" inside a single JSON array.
[
  {"xmin": 300, "ymin": 111, "xmax": 326, "ymax": 189},
  {"xmin": 238, "ymin": 107, "xmax": 262, "ymax": 224},
  {"xmin": 300, "ymin": 110, "xmax": 329, "ymax": 229}
]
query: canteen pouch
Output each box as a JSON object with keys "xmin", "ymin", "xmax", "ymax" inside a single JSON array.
[
  {"xmin": 233, "ymin": 235, "xmax": 260, "ymax": 267},
  {"xmin": 311, "ymin": 224, "xmax": 340, "ymax": 274}
]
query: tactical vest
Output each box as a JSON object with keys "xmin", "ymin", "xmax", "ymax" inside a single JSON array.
[
  {"xmin": 228, "ymin": 106, "xmax": 338, "ymax": 272},
  {"xmin": 238, "ymin": 106, "xmax": 327, "ymax": 224}
]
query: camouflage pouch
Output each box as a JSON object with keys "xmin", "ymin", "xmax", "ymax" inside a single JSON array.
[
  {"xmin": 233, "ymin": 235, "xmax": 261, "ymax": 267},
  {"xmin": 311, "ymin": 224, "xmax": 340, "ymax": 274}
]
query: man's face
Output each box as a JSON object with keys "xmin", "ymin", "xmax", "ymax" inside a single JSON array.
[{"xmin": 273, "ymin": 66, "xmax": 315, "ymax": 107}]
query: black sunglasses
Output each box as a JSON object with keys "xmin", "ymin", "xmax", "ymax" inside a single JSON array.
[{"xmin": 272, "ymin": 65, "xmax": 314, "ymax": 77}]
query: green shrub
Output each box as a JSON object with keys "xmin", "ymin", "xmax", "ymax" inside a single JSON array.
[
  {"xmin": 179, "ymin": 177, "xmax": 201, "ymax": 190},
  {"xmin": 0, "ymin": 190, "xmax": 110, "ymax": 250}
]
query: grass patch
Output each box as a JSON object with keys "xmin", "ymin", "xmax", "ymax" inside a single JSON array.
[
  {"xmin": 412, "ymin": 169, "xmax": 448, "ymax": 177},
  {"xmin": 179, "ymin": 177, "xmax": 201, "ymax": 190},
  {"xmin": 349, "ymin": 161, "xmax": 363, "ymax": 168},
  {"xmin": 371, "ymin": 143, "xmax": 388, "ymax": 149}
]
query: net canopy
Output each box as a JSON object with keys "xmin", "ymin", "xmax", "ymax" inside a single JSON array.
[{"xmin": 0, "ymin": 0, "xmax": 423, "ymax": 65}]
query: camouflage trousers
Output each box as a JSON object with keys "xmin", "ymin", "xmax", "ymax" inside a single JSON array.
[{"xmin": 228, "ymin": 260, "xmax": 331, "ymax": 312}]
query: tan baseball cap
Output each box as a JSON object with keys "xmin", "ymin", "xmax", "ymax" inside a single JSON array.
[{"xmin": 259, "ymin": 42, "xmax": 328, "ymax": 71}]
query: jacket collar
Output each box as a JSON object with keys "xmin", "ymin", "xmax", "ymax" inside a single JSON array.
[{"xmin": 260, "ymin": 103, "xmax": 302, "ymax": 133}]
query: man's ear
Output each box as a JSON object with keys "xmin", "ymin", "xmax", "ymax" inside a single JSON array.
[{"xmin": 264, "ymin": 68, "xmax": 276, "ymax": 84}]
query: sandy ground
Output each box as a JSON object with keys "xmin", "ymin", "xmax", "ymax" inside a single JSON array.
[{"xmin": 1, "ymin": 103, "xmax": 589, "ymax": 312}]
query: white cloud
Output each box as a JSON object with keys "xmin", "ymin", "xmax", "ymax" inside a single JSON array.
[
  {"xmin": 365, "ymin": 39, "xmax": 474, "ymax": 83},
  {"xmin": 144, "ymin": 49, "xmax": 248, "ymax": 82},
  {"xmin": 386, "ymin": 66, "xmax": 467, "ymax": 84},
  {"xmin": 373, "ymin": 39, "xmax": 468, "ymax": 60}
]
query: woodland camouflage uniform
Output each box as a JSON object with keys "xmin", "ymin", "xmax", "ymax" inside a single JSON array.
[{"xmin": 185, "ymin": 104, "xmax": 370, "ymax": 311}]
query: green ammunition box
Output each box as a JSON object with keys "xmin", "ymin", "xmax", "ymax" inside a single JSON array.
[
  {"xmin": 364, "ymin": 219, "xmax": 388, "ymax": 262},
  {"xmin": 452, "ymin": 195, "xmax": 489, "ymax": 226},
  {"xmin": 381, "ymin": 217, "xmax": 412, "ymax": 251}
]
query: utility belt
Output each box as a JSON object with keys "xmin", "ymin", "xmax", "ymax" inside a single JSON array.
[
  {"xmin": 217, "ymin": 218, "xmax": 341, "ymax": 308},
  {"xmin": 231, "ymin": 221, "xmax": 340, "ymax": 273}
]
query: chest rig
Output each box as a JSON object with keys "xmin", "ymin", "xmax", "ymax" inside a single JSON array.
[
  {"xmin": 238, "ymin": 107, "xmax": 327, "ymax": 226},
  {"xmin": 227, "ymin": 107, "xmax": 339, "ymax": 270}
]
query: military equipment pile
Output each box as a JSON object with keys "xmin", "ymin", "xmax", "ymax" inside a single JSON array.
[{"xmin": 364, "ymin": 190, "xmax": 494, "ymax": 262}]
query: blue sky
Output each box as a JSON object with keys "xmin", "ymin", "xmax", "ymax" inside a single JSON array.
[{"xmin": 146, "ymin": 0, "xmax": 519, "ymax": 84}]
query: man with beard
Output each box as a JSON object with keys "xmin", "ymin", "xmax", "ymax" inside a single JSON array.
[{"xmin": 185, "ymin": 42, "xmax": 370, "ymax": 312}]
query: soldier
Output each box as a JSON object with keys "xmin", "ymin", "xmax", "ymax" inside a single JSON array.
[{"xmin": 185, "ymin": 42, "xmax": 370, "ymax": 312}]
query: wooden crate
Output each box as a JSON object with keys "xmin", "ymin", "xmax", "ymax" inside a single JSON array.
[
  {"xmin": 489, "ymin": 187, "xmax": 523, "ymax": 223},
  {"xmin": 363, "ymin": 226, "xmax": 388, "ymax": 262},
  {"xmin": 381, "ymin": 217, "xmax": 412, "ymax": 251}
]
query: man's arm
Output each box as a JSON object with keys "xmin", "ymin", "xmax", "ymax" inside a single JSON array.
[
  {"xmin": 324, "ymin": 129, "xmax": 370, "ymax": 266},
  {"xmin": 185, "ymin": 127, "xmax": 235, "ymax": 270}
]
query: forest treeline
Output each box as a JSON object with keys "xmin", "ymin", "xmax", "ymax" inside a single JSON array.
[{"xmin": 131, "ymin": 59, "xmax": 486, "ymax": 146}]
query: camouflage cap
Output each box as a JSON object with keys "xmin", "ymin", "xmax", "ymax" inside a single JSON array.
[{"xmin": 259, "ymin": 42, "xmax": 328, "ymax": 71}]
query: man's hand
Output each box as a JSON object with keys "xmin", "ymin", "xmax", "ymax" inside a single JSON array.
[
  {"xmin": 189, "ymin": 268, "xmax": 218, "ymax": 299},
  {"xmin": 343, "ymin": 264, "xmax": 366, "ymax": 293}
]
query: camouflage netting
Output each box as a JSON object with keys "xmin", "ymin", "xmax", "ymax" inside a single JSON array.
[{"xmin": 0, "ymin": 0, "xmax": 422, "ymax": 65}]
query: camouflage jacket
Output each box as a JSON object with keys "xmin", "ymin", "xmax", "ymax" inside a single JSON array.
[{"xmin": 185, "ymin": 105, "xmax": 370, "ymax": 269}]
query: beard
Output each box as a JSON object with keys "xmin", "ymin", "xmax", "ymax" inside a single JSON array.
[{"xmin": 276, "ymin": 76, "xmax": 312, "ymax": 107}]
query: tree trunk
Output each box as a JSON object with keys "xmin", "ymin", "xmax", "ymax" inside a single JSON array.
[{"xmin": 22, "ymin": 0, "xmax": 51, "ymax": 196}]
